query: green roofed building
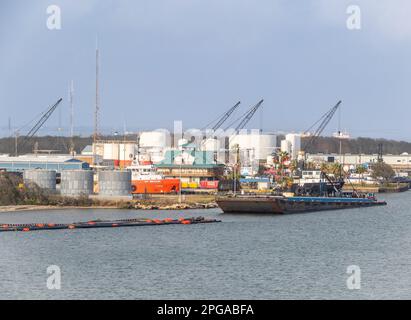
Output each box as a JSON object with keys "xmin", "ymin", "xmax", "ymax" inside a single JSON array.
[{"xmin": 155, "ymin": 150, "xmax": 225, "ymax": 186}]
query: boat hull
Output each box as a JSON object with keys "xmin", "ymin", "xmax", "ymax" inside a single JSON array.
[
  {"xmin": 131, "ymin": 179, "xmax": 180, "ymax": 194},
  {"xmin": 216, "ymin": 196, "xmax": 387, "ymax": 214}
]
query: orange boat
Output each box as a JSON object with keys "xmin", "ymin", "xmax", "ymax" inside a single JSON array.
[{"xmin": 127, "ymin": 163, "xmax": 180, "ymax": 194}]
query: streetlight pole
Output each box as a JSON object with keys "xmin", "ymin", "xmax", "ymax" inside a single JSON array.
[{"xmin": 179, "ymin": 147, "xmax": 184, "ymax": 204}]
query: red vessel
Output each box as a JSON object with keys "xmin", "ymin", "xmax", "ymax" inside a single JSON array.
[
  {"xmin": 127, "ymin": 163, "xmax": 180, "ymax": 194},
  {"xmin": 131, "ymin": 179, "xmax": 180, "ymax": 194}
]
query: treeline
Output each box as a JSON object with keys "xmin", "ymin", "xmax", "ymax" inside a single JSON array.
[
  {"xmin": 0, "ymin": 135, "xmax": 138, "ymax": 155},
  {"xmin": 0, "ymin": 135, "xmax": 410, "ymax": 156},
  {"xmin": 305, "ymin": 137, "xmax": 411, "ymax": 155}
]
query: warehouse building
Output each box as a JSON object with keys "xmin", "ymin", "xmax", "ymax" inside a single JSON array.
[{"xmin": 0, "ymin": 154, "xmax": 89, "ymax": 172}]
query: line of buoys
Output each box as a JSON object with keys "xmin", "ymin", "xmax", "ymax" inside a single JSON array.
[{"xmin": 0, "ymin": 217, "xmax": 221, "ymax": 233}]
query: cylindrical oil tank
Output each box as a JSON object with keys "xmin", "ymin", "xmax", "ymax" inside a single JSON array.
[
  {"xmin": 139, "ymin": 130, "xmax": 170, "ymax": 149},
  {"xmin": 103, "ymin": 143, "xmax": 120, "ymax": 160},
  {"xmin": 201, "ymin": 138, "xmax": 221, "ymax": 152},
  {"xmin": 98, "ymin": 170, "xmax": 131, "ymax": 196},
  {"xmin": 229, "ymin": 132, "xmax": 277, "ymax": 160},
  {"xmin": 23, "ymin": 169, "xmax": 56, "ymax": 191},
  {"xmin": 60, "ymin": 170, "xmax": 94, "ymax": 196},
  {"xmin": 285, "ymin": 133, "xmax": 301, "ymax": 159},
  {"xmin": 118, "ymin": 143, "xmax": 136, "ymax": 162},
  {"xmin": 281, "ymin": 139, "xmax": 292, "ymax": 154}
]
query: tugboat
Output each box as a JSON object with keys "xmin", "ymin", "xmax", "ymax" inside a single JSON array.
[{"xmin": 216, "ymin": 171, "xmax": 387, "ymax": 214}]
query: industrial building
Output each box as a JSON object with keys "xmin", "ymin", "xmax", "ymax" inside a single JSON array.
[
  {"xmin": 306, "ymin": 153, "xmax": 411, "ymax": 172},
  {"xmin": 0, "ymin": 154, "xmax": 89, "ymax": 172},
  {"xmin": 155, "ymin": 150, "xmax": 225, "ymax": 187}
]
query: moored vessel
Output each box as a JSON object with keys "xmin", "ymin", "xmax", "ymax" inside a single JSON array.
[
  {"xmin": 127, "ymin": 162, "xmax": 180, "ymax": 194},
  {"xmin": 216, "ymin": 194, "xmax": 387, "ymax": 214}
]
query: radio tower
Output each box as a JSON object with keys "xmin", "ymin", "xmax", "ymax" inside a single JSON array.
[{"xmin": 93, "ymin": 39, "xmax": 100, "ymax": 164}]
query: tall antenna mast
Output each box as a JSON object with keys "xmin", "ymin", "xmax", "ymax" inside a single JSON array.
[
  {"xmin": 93, "ymin": 38, "xmax": 100, "ymax": 165},
  {"xmin": 69, "ymin": 80, "xmax": 74, "ymax": 155}
]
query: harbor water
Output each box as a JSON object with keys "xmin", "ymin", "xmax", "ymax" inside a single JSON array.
[{"xmin": 1, "ymin": 192, "xmax": 411, "ymax": 299}]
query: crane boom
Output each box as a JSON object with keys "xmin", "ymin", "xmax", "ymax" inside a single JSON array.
[
  {"xmin": 303, "ymin": 100, "xmax": 341, "ymax": 153},
  {"xmin": 234, "ymin": 99, "xmax": 264, "ymax": 133},
  {"xmin": 19, "ymin": 98, "xmax": 63, "ymax": 152},
  {"xmin": 212, "ymin": 101, "xmax": 241, "ymax": 131}
]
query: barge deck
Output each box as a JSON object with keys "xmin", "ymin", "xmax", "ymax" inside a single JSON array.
[{"xmin": 216, "ymin": 195, "xmax": 387, "ymax": 214}]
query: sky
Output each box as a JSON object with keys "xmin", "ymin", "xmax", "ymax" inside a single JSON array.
[{"xmin": 0, "ymin": 0, "xmax": 410, "ymax": 140}]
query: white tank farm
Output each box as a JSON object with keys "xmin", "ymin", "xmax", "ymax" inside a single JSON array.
[
  {"xmin": 60, "ymin": 170, "xmax": 94, "ymax": 196},
  {"xmin": 229, "ymin": 133, "xmax": 277, "ymax": 160},
  {"xmin": 23, "ymin": 169, "xmax": 56, "ymax": 191},
  {"xmin": 98, "ymin": 170, "xmax": 131, "ymax": 196},
  {"xmin": 139, "ymin": 131, "xmax": 170, "ymax": 149}
]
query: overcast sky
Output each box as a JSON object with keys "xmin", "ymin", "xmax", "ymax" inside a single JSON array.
[{"xmin": 0, "ymin": 0, "xmax": 410, "ymax": 140}]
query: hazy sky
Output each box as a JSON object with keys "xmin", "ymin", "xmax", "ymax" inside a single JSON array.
[{"xmin": 0, "ymin": 0, "xmax": 410, "ymax": 140}]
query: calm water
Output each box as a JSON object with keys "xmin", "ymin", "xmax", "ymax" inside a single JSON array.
[{"xmin": 1, "ymin": 192, "xmax": 411, "ymax": 300}]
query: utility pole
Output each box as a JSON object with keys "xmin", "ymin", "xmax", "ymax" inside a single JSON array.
[
  {"xmin": 377, "ymin": 143, "xmax": 383, "ymax": 163},
  {"xmin": 14, "ymin": 130, "xmax": 19, "ymax": 156}
]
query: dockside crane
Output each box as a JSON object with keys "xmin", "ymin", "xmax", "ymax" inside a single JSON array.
[
  {"xmin": 17, "ymin": 98, "xmax": 63, "ymax": 154},
  {"xmin": 226, "ymin": 99, "xmax": 264, "ymax": 134},
  {"xmin": 302, "ymin": 100, "xmax": 342, "ymax": 154},
  {"xmin": 202, "ymin": 101, "xmax": 241, "ymax": 132}
]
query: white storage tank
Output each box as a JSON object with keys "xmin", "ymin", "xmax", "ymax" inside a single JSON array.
[
  {"xmin": 281, "ymin": 139, "xmax": 292, "ymax": 154},
  {"xmin": 60, "ymin": 170, "xmax": 94, "ymax": 196},
  {"xmin": 285, "ymin": 133, "xmax": 301, "ymax": 159},
  {"xmin": 139, "ymin": 131, "xmax": 170, "ymax": 149},
  {"xmin": 103, "ymin": 143, "xmax": 136, "ymax": 161},
  {"xmin": 103, "ymin": 143, "xmax": 119, "ymax": 160},
  {"xmin": 98, "ymin": 170, "xmax": 131, "ymax": 196},
  {"xmin": 23, "ymin": 169, "xmax": 56, "ymax": 191},
  {"xmin": 229, "ymin": 132, "xmax": 276, "ymax": 160},
  {"xmin": 201, "ymin": 138, "xmax": 221, "ymax": 152}
]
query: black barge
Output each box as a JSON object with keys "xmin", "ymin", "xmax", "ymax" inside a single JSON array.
[{"xmin": 216, "ymin": 195, "xmax": 387, "ymax": 214}]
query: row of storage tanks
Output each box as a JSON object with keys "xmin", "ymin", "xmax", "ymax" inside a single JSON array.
[
  {"xmin": 23, "ymin": 169, "xmax": 131, "ymax": 196},
  {"xmin": 98, "ymin": 131, "xmax": 279, "ymax": 165}
]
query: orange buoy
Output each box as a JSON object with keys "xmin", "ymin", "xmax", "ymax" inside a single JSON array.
[
  {"xmin": 145, "ymin": 219, "xmax": 152, "ymax": 223},
  {"xmin": 181, "ymin": 220, "xmax": 191, "ymax": 224},
  {"xmin": 164, "ymin": 218, "xmax": 173, "ymax": 222},
  {"xmin": 22, "ymin": 228, "xmax": 30, "ymax": 232},
  {"xmin": 47, "ymin": 223, "xmax": 55, "ymax": 227},
  {"xmin": 68, "ymin": 225, "xmax": 75, "ymax": 229},
  {"xmin": 36, "ymin": 224, "xmax": 45, "ymax": 228},
  {"xmin": 178, "ymin": 218, "xmax": 185, "ymax": 222},
  {"xmin": 112, "ymin": 223, "xmax": 118, "ymax": 227},
  {"xmin": 153, "ymin": 219, "xmax": 161, "ymax": 224},
  {"xmin": 87, "ymin": 221, "xmax": 96, "ymax": 225}
]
